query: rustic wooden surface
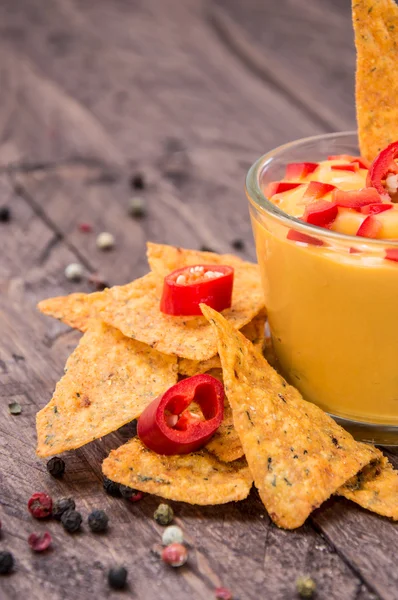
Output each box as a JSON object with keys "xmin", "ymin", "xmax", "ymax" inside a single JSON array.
[{"xmin": 0, "ymin": 0, "xmax": 396, "ymax": 598}]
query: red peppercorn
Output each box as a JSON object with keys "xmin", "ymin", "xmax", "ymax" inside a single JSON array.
[
  {"xmin": 28, "ymin": 493, "xmax": 53, "ymax": 519},
  {"xmin": 78, "ymin": 223, "xmax": 92, "ymax": 233},
  {"xmin": 161, "ymin": 543, "xmax": 188, "ymax": 567},
  {"xmin": 28, "ymin": 532, "xmax": 52, "ymax": 552},
  {"xmin": 215, "ymin": 587, "xmax": 233, "ymax": 600}
]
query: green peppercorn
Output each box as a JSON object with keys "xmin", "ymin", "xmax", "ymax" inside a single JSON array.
[
  {"xmin": 108, "ymin": 566, "xmax": 128, "ymax": 590},
  {"xmin": 8, "ymin": 402, "xmax": 22, "ymax": 415},
  {"xmin": 296, "ymin": 575, "xmax": 316, "ymax": 598},
  {"xmin": 52, "ymin": 497, "xmax": 75, "ymax": 520},
  {"xmin": 103, "ymin": 477, "xmax": 121, "ymax": 497},
  {"xmin": 128, "ymin": 196, "xmax": 147, "ymax": 219},
  {"xmin": 154, "ymin": 503, "xmax": 174, "ymax": 526},
  {"xmin": 61, "ymin": 509, "xmax": 82, "ymax": 533},
  {"xmin": 0, "ymin": 551, "xmax": 14, "ymax": 574},
  {"xmin": 88, "ymin": 509, "xmax": 108, "ymax": 533},
  {"xmin": 46, "ymin": 456, "xmax": 65, "ymax": 478}
]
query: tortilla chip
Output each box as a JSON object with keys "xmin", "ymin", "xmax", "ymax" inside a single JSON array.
[
  {"xmin": 206, "ymin": 396, "xmax": 245, "ymax": 463},
  {"xmin": 102, "ymin": 437, "xmax": 252, "ymax": 505},
  {"xmin": 101, "ymin": 265, "xmax": 265, "ymax": 360},
  {"xmin": 36, "ymin": 320, "xmax": 177, "ymax": 457},
  {"xmin": 338, "ymin": 456, "xmax": 398, "ymax": 520},
  {"xmin": 178, "ymin": 310, "xmax": 266, "ymax": 377},
  {"xmin": 37, "ymin": 291, "xmax": 108, "ymax": 332},
  {"xmin": 201, "ymin": 305, "xmax": 381, "ymax": 529},
  {"xmin": 353, "ymin": 0, "xmax": 398, "ymax": 160}
]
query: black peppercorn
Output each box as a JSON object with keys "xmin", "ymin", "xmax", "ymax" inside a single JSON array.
[
  {"xmin": 108, "ymin": 566, "xmax": 128, "ymax": 590},
  {"xmin": 52, "ymin": 497, "xmax": 76, "ymax": 520},
  {"xmin": 231, "ymin": 238, "xmax": 245, "ymax": 251},
  {"xmin": 46, "ymin": 456, "xmax": 65, "ymax": 478},
  {"xmin": 61, "ymin": 509, "xmax": 82, "ymax": 533},
  {"xmin": 103, "ymin": 477, "xmax": 121, "ymax": 497},
  {"xmin": 0, "ymin": 206, "xmax": 10, "ymax": 223},
  {"xmin": 130, "ymin": 173, "xmax": 145, "ymax": 190},
  {"xmin": 119, "ymin": 484, "xmax": 139, "ymax": 500},
  {"xmin": 0, "ymin": 551, "xmax": 14, "ymax": 575},
  {"xmin": 88, "ymin": 509, "xmax": 108, "ymax": 533}
]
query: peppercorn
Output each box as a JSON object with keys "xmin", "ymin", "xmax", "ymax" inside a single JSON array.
[
  {"xmin": 130, "ymin": 173, "xmax": 145, "ymax": 190},
  {"xmin": 231, "ymin": 238, "xmax": 245, "ymax": 251},
  {"xmin": 0, "ymin": 206, "xmax": 10, "ymax": 223},
  {"xmin": 8, "ymin": 402, "xmax": 22, "ymax": 415},
  {"xmin": 103, "ymin": 477, "xmax": 121, "ymax": 497},
  {"xmin": 161, "ymin": 543, "xmax": 188, "ymax": 567},
  {"xmin": 28, "ymin": 492, "xmax": 53, "ymax": 519},
  {"xmin": 296, "ymin": 575, "xmax": 316, "ymax": 599},
  {"xmin": 154, "ymin": 503, "xmax": 174, "ymax": 526},
  {"xmin": 28, "ymin": 532, "xmax": 52, "ymax": 552},
  {"xmin": 119, "ymin": 485, "xmax": 144, "ymax": 502},
  {"xmin": 0, "ymin": 551, "xmax": 14, "ymax": 575},
  {"xmin": 128, "ymin": 196, "xmax": 147, "ymax": 219},
  {"xmin": 215, "ymin": 587, "xmax": 233, "ymax": 600},
  {"xmin": 88, "ymin": 509, "xmax": 108, "ymax": 533},
  {"xmin": 52, "ymin": 497, "xmax": 75, "ymax": 520},
  {"xmin": 96, "ymin": 232, "xmax": 115, "ymax": 251},
  {"xmin": 61, "ymin": 509, "xmax": 82, "ymax": 533},
  {"xmin": 162, "ymin": 525, "xmax": 184, "ymax": 546},
  {"xmin": 65, "ymin": 263, "xmax": 84, "ymax": 282},
  {"xmin": 46, "ymin": 456, "xmax": 65, "ymax": 478},
  {"xmin": 108, "ymin": 566, "xmax": 128, "ymax": 590}
]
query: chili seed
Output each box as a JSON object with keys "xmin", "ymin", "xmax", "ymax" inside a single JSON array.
[
  {"xmin": 65, "ymin": 263, "xmax": 84, "ymax": 282},
  {"xmin": 161, "ymin": 543, "xmax": 188, "ymax": 567},
  {"xmin": 96, "ymin": 232, "xmax": 115, "ymax": 250},
  {"xmin": 215, "ymin": 587, "xmax": 233, "ymax": 600},
  {"xmin": 154, "ymin": 503, "xmax": 174, "ymax": 526},
  {"xmin": 88, "ymin": 509, "xmax": 108, "ymax": 533},
  {"xmin": 0, "ymin": 206, "xmax": 10, "ymax": 222},
  {"xmin": 61, "ymin": 509, "xmax": 82, "ymax": 533},
  {"xmin": 130, "ymin": 173, "xmax": 145, "ymax": 190},
  {"xmin": 28, "ymin": 493, "xmax": 53, "ymax": 519},
  {"xmin": 128, "ymin": 196, "xmax": 147, "ymax": 218},
  {"xmin": 108, "ymin": 566, "xmax": 128, "ymax": 590},
  {"xmin": 162, "ymin": 525, "xmax": 184, "ymax": 546},
  {"xmin": 46, "ymin": 456, "xmax": 65, "ymax": 478},
  {"xmin": 296, "ymin": 575, "xmax": 316, "ymax": 599},
  {"xmin": 119, "ymin": 485, "xmax": 144, "ymax": 503},
  {"xmin": 78, "ymin": 223, "xmax": 92, "ymax": 233},
  {"xmin": 28, "ymin": 532, "xmax": 52, "ymax": 552},
  {"xmin": 8, "ymin": 402, "xmax": 22, "ymax": 415},
  {"xmin": 103, "ymin": 477, "xmax": 121, "ymax": 497},
  {"xmin": 52, "ymin": 497, "xmax": 75, "ymax": 520},
  {"xmin": 0, "ymin": 551, "xmax": 14, "ymax": 575}
]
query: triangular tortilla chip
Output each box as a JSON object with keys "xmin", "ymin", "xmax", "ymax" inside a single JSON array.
[
  {"xmin": 338, "ymin": 456, "xmax": 398, "ymax": 520},
  {"xmin": 36, "ymin": 320, "xmax": 177, "ymax": 457},
  {"xmin": 102, "ymin": 437, "xmax": 252, "ymax": 505},
  {"xmin": 353, "ymin": 0, "xmax": 398, "ymax": 160},
  {"xmin": 201, "ymin": 305, "xmax": 381, "ymax": 529},
  {"xmin": 38, "ymin": 290, "xmax": 108, "ymax": 332}
]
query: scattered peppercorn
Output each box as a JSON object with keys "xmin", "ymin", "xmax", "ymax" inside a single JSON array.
[
  {"xmin": 8, "ymin": 402, "xmax": 22, "ymax": 415},
  {"xmin": 96, "ymin": 232, "xmax": 115, "ymax": 251},
  {"xmin": 119, "ymin": 485, "xmax": 144, "ymax": 502},
  {"xmin": 52, "ymin": 497, "xmax": 75, "ymax": 520},
  {"xmin": 88, "ymin": 509, "xmax": 109, "ymax": 533},
  {"xmin": 231, "ymin": 238, "xmax": 245, "ymax": 251},
  {"xmin": 161, "ymin": 543, "xmax": 188, "ymax": 567},
  {"xmin": 296, "ymin": 575, "xmax": 316, "ymax": 599},
  {"xmin": 65, "ymin": 263, "xmax": 84, "ymax": 282},
  {"xmin": 61, "ymin": 509, "xmax": 82, "ymax": 533},
  {"xmin": 108, "ymin": 566, "xmax": 128, "ymax": 590},
  {"xmin": 130, "ymin": 173, "xmax": 145, "ymax": 190},
  {"xmin": 88, "ymin": 273, "xmax": 109, "ymax": 291},
  {"xmin": 28, "ymin": 532, "xmax": 52, "ymax": 552},
  {"xmin": 0, "ymin": 206, "xmax": 10, "ymax": 223},
  {"xmin": 0, "ymin": 551, "xmax": 14, "ymax": 575},
  {"xmin": 215, "ymin": 587, "xmax": 233, "ymax": 600},
  {"xmin": 78, "ymin": 223, "xmax": 92, "ymax": 233},
  {"xmin": 28, "ymin": 493, "xmax": 53, "ymax": 519},
  {"xmin": 46, "ymin": 456, "xmax": 65, "ymax": 478},
  {"xmin": 103, "ymin": 477, "xmax": 121, "ymax": 497},
  {"xmin": 162, "ymin": 525, "xmax": 184, "ymax": 546},
  {"xmin": 154, "ymin": 503, "xmax": 174, "ymax": 526},
  {"xmin": 128, "ymin": 196, "xmax": 147, "ymax": 219}
]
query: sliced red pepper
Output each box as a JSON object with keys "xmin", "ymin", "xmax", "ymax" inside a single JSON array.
[
  {"xmin": 137, "ymin": 374, "xmax": 224, "ymax": 455},
  {"xmin": 303, "ymin": 200, "xmax": 338, "ymax": 227},
  {"xmin": 285, "ymin": 162, "xmax": 318, "ymax": 180},
  {"xmin": 367, "ymin": 140, "xmax": 398, "ymax": 200},
  {"xmin": 356, "ymin": 216, "xmax": 382, "ymax": 239},
  {"xmin": 160, "ymin": 265, "xmax": 234, "ymax": 316},
  {"xmin": 331, "ymin": 164, "xmax": 358, "ymax": 173},
  {"xmin": 333, "ymin": 188, "xmax": 382, "ymax": 209},
  {"xmin": 360, "ymin": 203, "xmax": 393, "ymax": 215},
  {"xmin": 328, "ymin": 154, "xmax": 370, "ymax": 169},
  {"xmin": 265, "ymin": 181, "xmax": 302, "ymax": 197},
  {"xmin": 303, "ymin": 181, "xmax": 336, "ymax": 202},
  {"xmin": 385, "ymin": 248, "xmax": 398, "ymax": 262},
  {"xmin": 286, "ymin": 229, "xmax": 324, "ymax": 246}
]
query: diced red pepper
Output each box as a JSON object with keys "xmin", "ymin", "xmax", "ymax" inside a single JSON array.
[
  {"xmin": 303, "ymin": 200, "xmax": 338, "ymax": 227},
  {"xmin": 331, "ymin": 164, "xmax": 358, "ymax": 173},
  {"xmin": 137, "ymin": 374, "xmax": 224, "ymax": 455},
  {"xmin": 160, "ymin": 265, "xmax": 234, "ymax": 316},
  {"xmin": 385, "ymin": 248, "xmax": 398, "ymax": 262},
  {"xmin": 356, "ymin": 216, "xmax": 382, "ymax": 239},
  {"xmin": 285, "ymin": 162, "xmax": 318, "ymax": 180},
  {"xmin": 328, "ymin": 154, "xmax": 370, "ymax": 169},
  {"xmin": 286, "ymin": 229, "xmax": 324, "ymax": 246},
  {"xmin": 360, "ymin": 203, "xmax": 393, "ymax": 215},
  {"xmin": 303, "ymin": 181, "xmax": 336, "ymax": 202},
  {"xmin": 265, "ymin": 181, "xmax": 302, "ymax": 197},
  {"xmin": 333, "ymin": 188, "xmax": 382, "ymax": 209},
  {"xmin": 367, "ymin": 140, "xmax": 398, "ymax": 200}
]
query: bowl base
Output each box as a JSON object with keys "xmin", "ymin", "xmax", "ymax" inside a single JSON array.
[{"xmin": 330, "ymin": 413, "xmax": 398, "ymax": 446}]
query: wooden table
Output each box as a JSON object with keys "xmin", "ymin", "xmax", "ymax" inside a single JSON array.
[{"xmin": 0, "ymin": 0, "xmax": 396, "ymax": 598}]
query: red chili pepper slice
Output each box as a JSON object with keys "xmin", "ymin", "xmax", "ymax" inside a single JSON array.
[
  {"xmin": 137, "ymin": 374, "xmax": 224, "ymax": 455},
  {"xmin": 265, "ymin": 181, "xmax": 302, "ymax": 197},
  {"xmin": 303, "ymin": 200, "xmax": 338, "ymax": 227},
  {"xmin": 331, "ymin": 164, "xmax": 358, "ymax": 173},
  {"xmin": 360, "ymin": 203, "xmax": 393, "ymax": 215},
  {"xmin": 285, "ymin": 162, "xmax": 318, "ymax": 180},
  {"xmin": 333, "ymin": 188, "xmax": 382, "ymax": 210},
  {"xmin": 356, "ymin": 216, "xmax": 382, "ymax": 239},
  {"xmin": 286, "ymin": 229, "xmax": 324, "ymax": 246},
  {"xmin": 367, "ymin": 140, "xmax": 398, "ymax": 200},
  {"xmin": 160, "ymin": 265, "xmax": 234, "ymax": 316},
  {"xmin": 303, "ymin": 181, "xmax": 336, "ymax": 202},
  {"xmin": 328, "ymin": 154, "xmax": 370, "ymax": 169},
  {"xmin": 385, "ymin": 248, "xmax": 398, "ymax": 262}
]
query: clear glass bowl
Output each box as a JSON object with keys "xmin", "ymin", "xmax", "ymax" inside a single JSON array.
[{"xmin": 246, "ymin": 131, "xmax": 398, "ymax": 445}]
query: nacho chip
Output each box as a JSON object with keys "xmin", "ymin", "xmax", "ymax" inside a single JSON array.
[
  {"xmin": 37, "ymin": 290, "xmax": 108, "ymax": 332},
  {"xmin": 102, "ymin": 437, "xmax": 252, "ymax": 505},
  {"xmin": 206, "ymin": 394, "xmax": 245, "ymax": 463},
  {"xmin": 353, "ymin": 0, "xmax": 398, "ymax": 160},
  {"xmin": 36, "ymin": 320, "xmax": 177, "ymax": 457},
  {"xmin": 101, "ymin": 264, "xmax": 265, "ymax": 360},
  {"xmin": 201, "ymin": 305, "xmax": 381, "ymax": 529},
  {"xmin": 338, "ymin": 456, "xmax": 398, "ymax": 520}
]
